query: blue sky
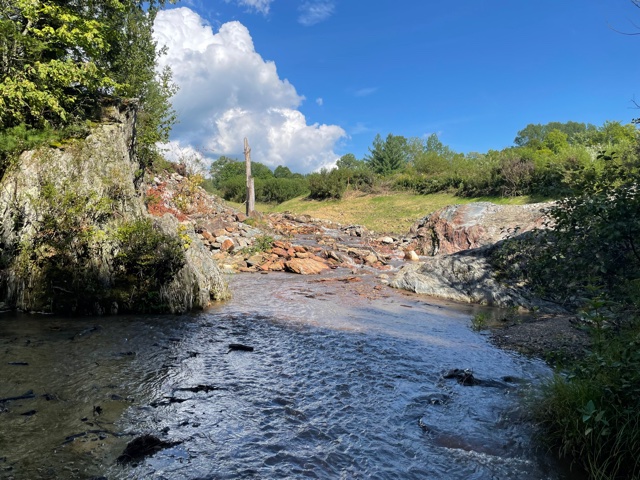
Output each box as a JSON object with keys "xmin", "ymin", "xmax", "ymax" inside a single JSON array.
[{"xmin": 154, "ymin": 0, "xmax": 640, "ymax": 173}]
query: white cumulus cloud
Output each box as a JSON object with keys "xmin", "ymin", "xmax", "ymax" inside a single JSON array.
[{"xmin": 153, "ymin": 7, "xmax": 345, "ymax": 173}]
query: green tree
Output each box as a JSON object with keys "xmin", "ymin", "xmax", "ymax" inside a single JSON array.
[
  {"xmin": 514, "ymin": 121, "xmax": 597, "ymax": 148},
  {"xmin": 209, "ymin": 156, "xmax": 243, "ymax": 188},
  {"xmin": 365, "ymin": 133, "xmax": 408, "ymax": 175},
  {"xmin": 336, "ymin": 153, "xmax": 361, "ymax": 170},
  {"xmin": 0, "ymin": 0, "xmax": 177, "ymax": 163},
  {"xmin": 544, "ymin": 129, "xmax": 569, "ymax": 154},
  {"xmin": 274, "ymin": 165, "xmax": 293, "ymax": 178}
]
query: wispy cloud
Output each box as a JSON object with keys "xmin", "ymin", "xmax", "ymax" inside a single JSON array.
[
  {"xmin": 316, "ymin": 97, "xmax": 323, "ymax": 106},
  {"xmin": 298, "ymin": 1, "xmax": 335, "ymax": 26},
  {"xmin": 227, "ymin": 0, "xmax": 274, "ymax": 15},
  {"xmin": 354, "ymin": 87, "xmax": 378, "ymax": 97},
  {"xmin": 350, "ymin": 122, "xmax": 373, "ymax": 135}
]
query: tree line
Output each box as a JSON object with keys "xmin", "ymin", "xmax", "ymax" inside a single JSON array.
[{"xmin": 208, "ymin": 119, "xmax": 638, "ymax": 203}]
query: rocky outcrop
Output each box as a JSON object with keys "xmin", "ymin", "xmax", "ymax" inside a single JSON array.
[
  {"xmin": 390, "ymin": 242, "xmax": 562, "ymax": 311},
  {"xmin": 405, "ymin": 202, "xmax": 551, "ymax": 256},
  {"xmin": 0, "ymin": 101, "xmax": 228, "ymax": 314}
]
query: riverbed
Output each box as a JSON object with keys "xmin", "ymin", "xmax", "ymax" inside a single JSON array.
[{"xmin": 1, "ymin": 271, "xmax": 574, "ymax": 479}]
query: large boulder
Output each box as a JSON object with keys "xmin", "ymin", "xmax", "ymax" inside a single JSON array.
[
  {"xmin": 406, "ymin": 202, "xmax": 551, "ymax": 256},
  {"xmin": 0, "ymin": 101, "xmax": 228, "ymax": 314},
  {"xmin": 390, "ymin": 246, "xmax": 558, "ymax": 310}
]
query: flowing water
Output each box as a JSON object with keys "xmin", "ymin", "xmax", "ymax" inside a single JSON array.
[{"xmin": 1, "ymin": 271, "xmax": 576, "ymax": 479}]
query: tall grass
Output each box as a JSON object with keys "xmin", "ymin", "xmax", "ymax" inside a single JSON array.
[{"xmin": 533, "ymin": 317, "xmax": 640, "ymax": 479}]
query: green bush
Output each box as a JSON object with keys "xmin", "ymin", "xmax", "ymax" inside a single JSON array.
[
  {"xmin": 534, "ymin": 319, "xmax": 640, "ymax": 479},
  {"xmin": 115, "ymin": 219, "xmax": 185, "ymax": 286},
  {"xmin": 307, "ymin": 168, "xmax": 348, "ymax": 199},
  {"xmin": 256, "ymin": 177, "xmax": 309, "ymax": 203}
]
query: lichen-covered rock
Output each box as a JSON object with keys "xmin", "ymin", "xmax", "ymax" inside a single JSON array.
[
  {"xmin": 406, "ymin": 202, "xmax": 551, "ymax": 256},
  {"xmin": 155, "ymin": 215, "xmax": 229, "ymax": 313},
  {"xmin": 0, "ymin": 101, "xmax": 228, "ymax": 314}
]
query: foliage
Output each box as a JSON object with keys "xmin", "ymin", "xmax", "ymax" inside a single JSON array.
[
  {"xmin": 258, "ymin": 177, "xmax": 308, "ymax": 203},
  {"xmin": 0, "ymin": 0, "xmax": 177, "ymax": 167},
  {"xmin": 534, "ymin": 318, "xmax": 640, "ymax": 480},
  {"xmin": 365, "ymin": 133, "xmax": 408, "ymax": 175},
  {"xmin": 241, "ymin": 234, "xmax": 274, "ymax": 255},
  {"xmin": 470, "ymin": 312, "xmax": 488, "ymax": 331},
  {"xmin": 307, "ymin": 168, "xmax": 348, "ymax": 199},
  {"xmin": 114, "ymin": 218, "xmax": 184, "ymax": 288},
  {"xmin": 492, "ymin": 151, "xmax": 640, "ymax": 311}
]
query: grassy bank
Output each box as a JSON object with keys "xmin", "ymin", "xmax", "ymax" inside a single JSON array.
[{"xmin": 231, "ymin": 191, "xmax": 545, "ymax": 234}]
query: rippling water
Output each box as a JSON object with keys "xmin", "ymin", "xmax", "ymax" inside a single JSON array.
[{"xmin": 1, "ymin": 272, "xmax": 573, "ymax": 479}]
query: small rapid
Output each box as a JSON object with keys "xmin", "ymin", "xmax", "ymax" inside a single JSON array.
[{"xmin": 1, "ymin": 272, "xmax": 572, "ymax": 479}]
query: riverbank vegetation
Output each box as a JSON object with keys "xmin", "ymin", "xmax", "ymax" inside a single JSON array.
[{"xmin": 489, "ymin": 143, "xmax": 640, "ymax": 479}]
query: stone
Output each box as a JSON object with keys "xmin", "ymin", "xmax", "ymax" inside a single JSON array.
[
  {"xmin": 404, "ymin": 250, "xmax": 420, "ymax": 261},
  {"xmin": 221, "ymin": 239, "xmax": 235, "ymax": 252},
  {"xmin": 271, "ymin": 247, "xmax": 289, "ymax": 257},
  {"xmin": 379, "ymin": 236, "xmax": 395, "ymax": 244},
  {"xmin": 285, "ymin": 258, "xmax": 330, "ymax": 275},
  {"xmin": 406, "ymin": 202, "xmax": 550, "ymax": 256},
  {"xmin": 390, "ymin": 246, "xmax": 561, "ymax": 311}
]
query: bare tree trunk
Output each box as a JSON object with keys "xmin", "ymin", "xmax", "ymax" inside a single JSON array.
[{"xmin": 244, "ymin": 137, "xmax": 255, "ymax": 216}]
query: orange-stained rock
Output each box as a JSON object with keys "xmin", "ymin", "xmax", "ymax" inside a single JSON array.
[
  {"xmin": 268, "ymin": 260, "xmax": 286, "ymax": 271},
  {"xmin": 273, "ymin": 240, "xmax": 289, "ymax": 249},
  {"xmin": 221, "ymin": 239, "xmax": 234, "ymax": 252},
  {"xmin": 294, "ymin": 252, "xmax": 310, "ymax": 259},
  {"xmin": 293, "ymin": 245, "xmax": 307, "ymax": 253},
  {"xmin": 285, "ymin": 258, "xmax": 330, "ymax": 275},
  {"xmin": 271, "ymin": 247, "xmax": 289, "ymax": 257}
]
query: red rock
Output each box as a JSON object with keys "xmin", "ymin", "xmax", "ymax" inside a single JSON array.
[
  {"xmin": 293, "ymin": 246, "xmax": 307, "ymax": 253},
  {"xmin": 202, "ymin": 230, "xmax": 214, "ymax": 242},
  {"xmin": 407, "ymin": 202, "xmax": 551, "ymax": 256},
  {"xmin": 271, "ymin": 247, "xmax": 289, "ymax": 257},
  {"xmin": 221, "ymin": 239, "xmax": 234, "ymax": 252},
  {"xmin": 268, "ymin": 260, "xmax": 286, "ymax": 271},
  {"xmin": 235, "ymin": 213, "xmax": 247, "ymax": 222},
  {"xmin": 273, "ymin": 240, "xmax": 289, "ymax": 249},
  {"xmin": 285, "ymin": 258, "xmax": 330, "ymax": 275},
  {"xmin": 295, "ymin": 252, "xmax": 310, "ymax": 259}
]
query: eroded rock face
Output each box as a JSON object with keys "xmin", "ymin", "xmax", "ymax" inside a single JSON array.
[
  {"xmin": 406, "ymin": 202, "xmax": 551, "ymax": 256},
  {"xmin": 0, "ymin": 101, "xmax": 228, "ymax": 314}
]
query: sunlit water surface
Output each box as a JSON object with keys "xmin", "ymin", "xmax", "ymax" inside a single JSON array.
[{"xmin": 1, "ymin": 272, "xmax": 574, "ymax": 479}]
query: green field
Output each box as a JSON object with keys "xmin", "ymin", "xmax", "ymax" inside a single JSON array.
[{"xmin": 228, "ymin": 191, "xmax": 546, "ymax": 235}]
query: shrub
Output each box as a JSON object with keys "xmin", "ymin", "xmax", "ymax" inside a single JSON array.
[
  {"xmin": 256, "ymin": 177, "xmax": 308, "ymax": 203},
  {"xmin": 307, "ymin": 169, "xmax": 348, "ymax": 199},
  {"xmin": 534, "ymin": 319, "xmax": 640, "ymax": 479}
]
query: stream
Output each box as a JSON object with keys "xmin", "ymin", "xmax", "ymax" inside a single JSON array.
[{"xmin": 1, "ymin": 271, "xmax": 576, "ymax": 479}]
